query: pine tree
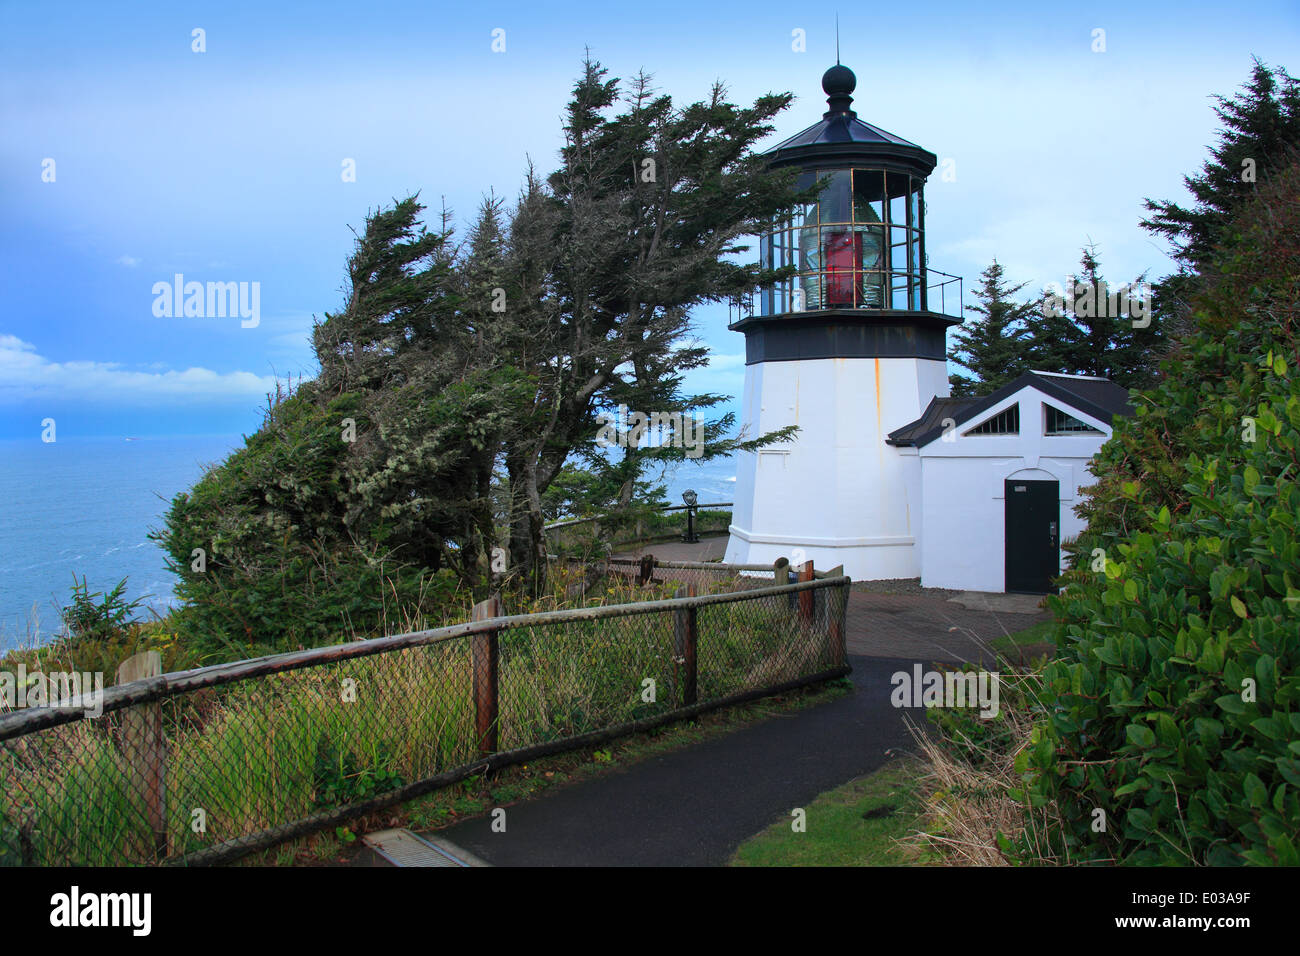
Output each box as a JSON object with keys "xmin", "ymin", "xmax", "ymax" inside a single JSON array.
[
  {"xmin": 496, "ymin": 60, "xmax": 812, "ymax": 586},
  {"xmin": 1142, "ymin": 58, "xmax": 1300, "ymax": 272},
  {"xmin": 947, "ymin": 260, "xmax": 1037, "ymax": 396},
  {"xmin": 1028, "ymin": 245, "xmax": 1163, "ymax": 389},
  {"xmin": 1141, "ymin": 58, "xmax": 1300, "ymax": 344}
]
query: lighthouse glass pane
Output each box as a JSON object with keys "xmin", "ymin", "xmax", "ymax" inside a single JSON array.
[
  {"xmin": 817, "ymin": 170, "xmax": 852, "ymax": 224},
  {"xmin": 858, "ymin": 225, "xmax": 885, "ymax": 308},
  {"xmin": 795, "ymin": 169, "xmax": 821, "ymax": 208},
  {"xmin": 821, "ymin": 229, "xmax": 860, "ymax": 308},
  {"xmin": 781, "ymin": 221, "xmax": 797, "ymax": 270},
  {"xmin": 798, "ymin": 224, "xmax": 821, "ymax": 309},
  {"xmin": 853, "ymin": 169, "xmax": 885, "ymax": 223},
  {"xmin": 888, "ymin": 224, "xmax": 908, "ymax": 276},
  {"xmin": 892, "ymin": 273, "xmax": 910, "ymax": 310},
  {"xmin": 888, "ymin": 187, "xmax": 907, "ymax": 229}
]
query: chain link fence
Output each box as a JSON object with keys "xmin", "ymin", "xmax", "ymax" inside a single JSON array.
[{"xmin": 0, "ymin": 570, "xmax": 848, "ymax": 866}]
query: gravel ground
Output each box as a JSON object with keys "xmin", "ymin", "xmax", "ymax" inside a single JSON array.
[{"xmin": 850, "ymin": 578, "xmax": 961, "ymax": 598}]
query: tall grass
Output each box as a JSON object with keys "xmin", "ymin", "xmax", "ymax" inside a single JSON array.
[{"xmin": 1, "ymin": 564, "xmax": 840, "ymax": 865}]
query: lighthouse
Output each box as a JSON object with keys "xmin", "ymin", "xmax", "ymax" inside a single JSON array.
[{"xmin": 724, "ymin": 62, "xmax": 960, "ymax": 580}]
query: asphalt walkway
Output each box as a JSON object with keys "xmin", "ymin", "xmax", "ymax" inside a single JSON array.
[
  {"xmin": 395, "ymin": 536, "xmax": 1050, "ymax": 866},
  {"xmin": 423, "ymin": 654, "xmax": 923, "ymax": 866}
]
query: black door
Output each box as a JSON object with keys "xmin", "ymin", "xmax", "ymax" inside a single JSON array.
[{"xmin": 1004, "ymin": 479, "xmax": 1060, "ymax": 593}]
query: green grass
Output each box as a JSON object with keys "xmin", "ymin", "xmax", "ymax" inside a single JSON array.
[
  {"xmin": 262, "ymin": 678, "xmax": 851, "ymax": 865},
  {"xmin": 2, "ymin": 566, "xmax": 843, "ymax": 866},
  {"xmin": 990, "ymin": 619, "xmax": 1055, "ymax": 657},
  {"xmin": 729, "ymin": 759, "xmax": 924, "ymax": 866}
]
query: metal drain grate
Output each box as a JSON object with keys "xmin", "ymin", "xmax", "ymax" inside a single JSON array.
[{"xmin": 362, "ymin": 828, "xmax": 479, "ymax": 867}]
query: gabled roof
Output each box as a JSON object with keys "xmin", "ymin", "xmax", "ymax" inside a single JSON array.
[
  {"xmin": 886, "ymin": 396, "xmax": 976, "ymax": 446},
  {"xmin": 888, "ymin": 371, "xmax": 1135, "ymax": 449}
]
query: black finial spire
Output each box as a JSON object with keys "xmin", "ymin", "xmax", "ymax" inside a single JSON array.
[
  {"xmin": 836, "ymin": 14, "xmax": 840, "ymax": 65},
  {"xmin": 822, "ymin": 60, "xmax": 856, "ymax": 117}
]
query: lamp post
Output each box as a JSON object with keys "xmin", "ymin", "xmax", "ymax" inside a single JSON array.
[{"xmin": 681, "ymin": 489, "xmax": 699, "ymax": 544}]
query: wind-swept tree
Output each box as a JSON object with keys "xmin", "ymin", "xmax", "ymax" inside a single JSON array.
[
  {"xmin": 158, "ymin": 197, "xmax": 528, "ymax": 649},
  {"xmin": 496, "ymin": 60, "xmax": 813, "ymax": 586}
]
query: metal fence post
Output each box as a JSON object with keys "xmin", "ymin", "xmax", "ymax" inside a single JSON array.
[
  {"xmin": 115, "ymin": 650, "xmax": 167, "ymax": 860},
  {"xmin": 471, "ymin": 594, "xmax": 503, "ymax": 757},
  {"xmin": 674, "ymin": 584, "xmax": 698, "ymax": 706}
]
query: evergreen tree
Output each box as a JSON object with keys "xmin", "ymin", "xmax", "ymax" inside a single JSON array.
[
  {"xmin": 946, "ymin": 260, "xmax": 1037, "ymax": 397},
  {"xmin": 1142, "ymin": 58, "xmax": 1300, "ymax": 273},
  {"xmin": 1141, "ymin": 58, "xmax": 1300, "ymax": 343},
  {"xmin": 496, "ymin": 60, "xmax": 812, "ymax": 587},
  {"xmin": 1029, "ymin": 245, "xmax": 1162, "ymax": 389}
]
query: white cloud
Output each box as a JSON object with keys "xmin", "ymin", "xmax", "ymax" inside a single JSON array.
[
  {"xmin": 115, "ymin": 255, "xmax": 140, "ymax": 267},
  {"xmin": 704, "ymin": 351, "xmax": 747, "ymax": 371},
  {"xmin": 0, "ymin": 334, "xmax": 276, "ymax": 404}
]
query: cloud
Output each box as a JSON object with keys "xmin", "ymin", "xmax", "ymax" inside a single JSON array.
[
  {"xmin": 704, "ymin": 351, "xmax": 747, "ymax": 371},
  {"xmin": 115, "ymin": 255, "xmax": 140, "ymax": 267},
  {"xmin": 0, "ymin": 334, "xmax": 276, "ymax": 404}
]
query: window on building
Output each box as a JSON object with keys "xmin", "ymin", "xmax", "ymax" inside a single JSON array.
[
  {"xmin": 1044, "ymin": 405, "xmax": 1102, "ymax": 435},
  {"xmin": 964, "ymin": 404, "xmax": 1019, "ymax": 436}
]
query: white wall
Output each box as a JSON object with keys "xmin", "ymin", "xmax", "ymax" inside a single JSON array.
[
  {"xmin": 918, "ymin": 387, "xmax": 1111, "ymax": 592},
  {"xmin": 725, "ymin": 355, "xmax": 948, "ymax": 579}
]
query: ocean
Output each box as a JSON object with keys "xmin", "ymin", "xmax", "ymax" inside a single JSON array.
[{"xmin": 0, "ymin": 436, "xmax": 736, "ymax": 649}]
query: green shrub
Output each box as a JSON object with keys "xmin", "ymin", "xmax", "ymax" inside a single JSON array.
[
  {"xmin": 154, "ymin": 388, "xmax": 464, "ymax": 659},
  {"xmin": 1021, "ymin": 163, "xmax": 1300, "ymax": 865}
]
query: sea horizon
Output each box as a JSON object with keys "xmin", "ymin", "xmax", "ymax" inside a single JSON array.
[{"xmin": 0, "ymin": 434, "xmax": 737, "ymax": 650}]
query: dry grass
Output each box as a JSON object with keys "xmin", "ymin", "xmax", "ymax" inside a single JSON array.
[{"xmin": 901, "ymin": 677, "xmax": 1064, "ymax": 866}]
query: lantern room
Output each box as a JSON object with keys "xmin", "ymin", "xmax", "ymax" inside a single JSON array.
[
  {"xmin": 760, "ymin": 165, "xmax": 925, "ymax": 314},
  {"xmin": 732, "ymin": 62, "xmax": 961, "ymax": 364}
]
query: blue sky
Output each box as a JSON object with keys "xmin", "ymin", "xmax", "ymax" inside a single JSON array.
[{"xmin": 1, "ymin": 0, "xmax": 1296, "ymax": 439}]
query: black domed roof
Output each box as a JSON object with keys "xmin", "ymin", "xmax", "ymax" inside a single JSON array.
[{"xmin": 765, "ymin": 63, "xmax": 937, "ymax": 177}]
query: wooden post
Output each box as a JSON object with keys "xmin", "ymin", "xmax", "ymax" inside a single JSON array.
[
  {"xmin": 637, "ymin": 553, "xmax": 655, "ymax": 587},
  {"xmin": 471, "ymin": 595, "xmax": 503, "ymax": 757},
  {"xmin": 116, "ymin": 650, "xmax": 167, "ymax": 859},
  {"xmin": 772, "ymin": 556, "xmax": 790, "ymax": 585},
  {"xmin": 673, "ymin": 584, "xmax": 698, "ymax": 706},
  {"xmin": 829, "ymin": 579, "xmax": 847, "ymax": 667},
  {"xmin": 798, "ymin": 559, "xmax": 815, "ymax": 626}
]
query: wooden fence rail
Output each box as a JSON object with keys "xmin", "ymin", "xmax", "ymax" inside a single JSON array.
[{"xmin": 1, "ymin": 560, "xmax": 850, "ymax": 867}]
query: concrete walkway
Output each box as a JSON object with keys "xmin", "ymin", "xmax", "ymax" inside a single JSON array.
[
  {"xmin": 617, "ymin": 534, "xmax": 1051, "ymax": 666},
  {"xmin": 846, "ymin": 590, "xmax": 1047, "ymax": 665}
]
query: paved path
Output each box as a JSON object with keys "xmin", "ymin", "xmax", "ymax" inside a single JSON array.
[
  {"xmin": 846, "ymin": 590, "xmax": 1047, "ymax": 664},
  {"xmin": 613, "ymin": 535, "xmax": 729, "ymax": 562},
  {"xmin": 616, "ymin": 535, "xmax": 1051, "ymax": 666},
  {"xmin": 424, "ymin": 655, "xmax": 924, "ymax": 867},
  {"xmin": 403, "ymin": 540, "xmax": 1051, "ymax": 866}
]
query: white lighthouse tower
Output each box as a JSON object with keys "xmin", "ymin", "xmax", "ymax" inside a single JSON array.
[{"xmin": 724, "ymin": 63, "xmax": 959, "ymax": 580}]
